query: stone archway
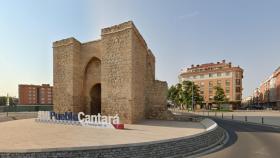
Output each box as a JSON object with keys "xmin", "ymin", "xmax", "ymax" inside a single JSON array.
[
  {"xmin": 83, "ymin": 57, "xmax": 101, "ymax": 114},
  {"xmin": 90, "ymin": 83, "xmax": 101, "ymax": 115}
]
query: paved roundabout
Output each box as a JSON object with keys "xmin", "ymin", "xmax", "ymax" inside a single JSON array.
[{"xmin": 0, "ymin": 118, "xmax": 226, "ymax": 157}]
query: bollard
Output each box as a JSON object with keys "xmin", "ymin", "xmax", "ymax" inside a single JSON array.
[
  {"xmin": 232, "ymin": 114, "xmax": 234, "ymax": 120},
  {"xmin": 245, "ymin": 116, "xmax": 247, "ymax": 122},
  {"xmin": 215, "ymin": 112, "xmax": 217, "ymax": 117},
  {"xmin": 222, "ymin": 113, "xmax": 223, "ymax": 119},
  {"xmin": 208, "ymin": 111, "xmax": 209, "ymax": 116},
  {"xmin": 262, "ymin": 117, "xmax": 264, "ymax": 124}
]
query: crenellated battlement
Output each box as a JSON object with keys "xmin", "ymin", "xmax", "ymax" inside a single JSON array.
[
  {"xmin": 101, "ymin": 21, "xmax": 148, "ymax": 49},
  {"xmin": 53, "ymin": 37, "xmax": 81, "ymax": 48}
]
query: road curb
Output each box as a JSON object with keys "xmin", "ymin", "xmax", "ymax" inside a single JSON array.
[
  {"xmin": 187, "ymin": 126, "xmax": 229, "ymax": 158},
  {"xmin": 208, "ymin": 116, "xmax": 280, "ymax": 129}
]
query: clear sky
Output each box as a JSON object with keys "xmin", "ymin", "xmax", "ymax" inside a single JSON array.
[{"xmin": 0, "ymin": 0, "xmax": 279, "ymax": 98}]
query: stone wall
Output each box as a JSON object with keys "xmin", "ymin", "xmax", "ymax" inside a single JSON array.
[
  {"xmin": 101, "ymin": 25, "xmax": 134, "ymax": 123},
  {"xmin": 131, "ymin": 25, "xmax": 148, "ymax": 122},
  {"xmin": 149, "ymin": 80, "xmax": 168, "ymax": 106},
  {"xmin": 83, "ymin": 58, "xmax": 101, "ymax": 114},
  {"xmin": 0, "ymin": 125, "xmax": 225, "ymax": 158},
  {"xmin": 146, "ymin": 80, "xmax": 171, "ymax": 120},
  {"xmin": 53, "ymin": 38, "xmax": 83, "ymax": 113},
  {"xmin": 80, "ymin": 40, "xmax": 102, "ymax": 66},
  {"xmin": 53, "ymin": 21, "xmax": 170, "ymax": 123}
]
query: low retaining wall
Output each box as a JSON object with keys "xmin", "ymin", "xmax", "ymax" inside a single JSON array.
[
  {"xmin": 201, "ymin": 118, "xmax": 217, "ymax": 131},
  {"xmin": 0, "ymin": 119, "xmax": 225, "ymax": 158}
]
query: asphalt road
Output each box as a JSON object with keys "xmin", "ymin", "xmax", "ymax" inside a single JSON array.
[{"xmin": 202, "ymin": 118, "xmax": 280, "ymax": 158}]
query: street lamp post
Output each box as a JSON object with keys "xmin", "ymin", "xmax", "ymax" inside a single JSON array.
[
  {"xmin": 6, "ymin": 93, "xmax": 9, "ymax": 117},
  {"xmin": 192, "ymin": 81, "xmax": 194, "ymax": 111}
]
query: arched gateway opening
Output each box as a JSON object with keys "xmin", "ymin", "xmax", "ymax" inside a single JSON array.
[
  {"xmin": 83, "ymin": 56, "xmax": 101, "ymax": 115},
  {"xmin": 90, "ymin": 83, "xmax": 101, "ymax": 115}
]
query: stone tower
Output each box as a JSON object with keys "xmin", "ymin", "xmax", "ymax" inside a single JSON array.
[{"xmin": 53, "ymin": 21, "xmax": 169, "ymax": 124}]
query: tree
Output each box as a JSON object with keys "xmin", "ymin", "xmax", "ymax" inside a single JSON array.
[
  {"xmin": 0, "ymin": 97, "xmax": 6, "ymax": 106},
  {"xmin": 0, "ymin": 97, "xmax": 16, "ymax": 106},
  {"xmin": 213, "ymin": 86, "xmax": 227, "ymax": 109},
  {"xmin": 167, "ymin": 85, "xmax": 177, "ymax": 103},
  {"xmin": 168, "ymin": 81, "xmax": 204, "ymax": 110},
  {"xmin": 173, "ymin": 83, "xmax": 184, "ymax": 109}
]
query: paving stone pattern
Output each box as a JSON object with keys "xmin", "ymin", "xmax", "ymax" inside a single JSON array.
[{"xmin": 0, "ymin": 127, "xmax": 225, "ymax": 158}]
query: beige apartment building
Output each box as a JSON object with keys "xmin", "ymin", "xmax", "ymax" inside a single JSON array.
[
  {"xmin": 254, "ymin": 66, "xmax": 280, "ymax": 109},
  {"xmin": 179, "ymin": 60, "xmax": 243, "ymax": 108}
]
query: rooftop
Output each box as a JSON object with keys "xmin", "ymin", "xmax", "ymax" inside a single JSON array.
[{"xmin": 180, "ymin": 60, "xmax": 243, "ymax": 74}]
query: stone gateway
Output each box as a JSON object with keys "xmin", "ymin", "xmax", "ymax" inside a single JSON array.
[{"xmin": 53, "ymin": 21, "xmax": 170, "ymax": 123}]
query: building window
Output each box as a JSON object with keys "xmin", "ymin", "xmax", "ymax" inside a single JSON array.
[
  {"xmin": 209, "ymin": 81, "xmax": 213, "ymax": 87},
  {"xmin": 236, "ymin": 72, "xmax": 241, "ymax": 78},
  {"xmin": 217, "ymin": 80, "xmax": 222, "ymax": 87},
  {"xmin": 226, "ymin": 87, "xmax": 230, "ymax": 93},
  {"xmin": 193, "ymin": 75, "xmax": 197, "ymax": 79},
  {"xmin": 226, "ymin": 72, "xmax": 230, "ymax": 76},
  {"xmin": 200, "ymin": 74, "xmax": 204, "ymax": 79},
  {"xmin": 209, "ymin": 88, "xmax": 213, "ymax": 94},
  {"xmin": 236, "ymin": 94, "xmax": 241, "ymax": 100},
  {"xmin": 226, "ymin": 80, "xmax": 230, "ymax": 86},
  {"xmin": 236, "ymin": 87, "xmax": 241, "ymax": 93},
  {"xmin": 209, "ymin": 73, "xmax": 213, "ymax": 78},
  {"xmin": 236, "ymin": 79, "xmax": 241, "ymax": 85},
  {"xmin": 217, "ymin": 73, "xmax": 221, "ymax": 77}
]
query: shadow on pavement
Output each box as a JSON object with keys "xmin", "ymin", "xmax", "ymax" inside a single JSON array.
[{"xmin": 204, "ymin": 118, "xmax": 280, "ymax": 155}]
